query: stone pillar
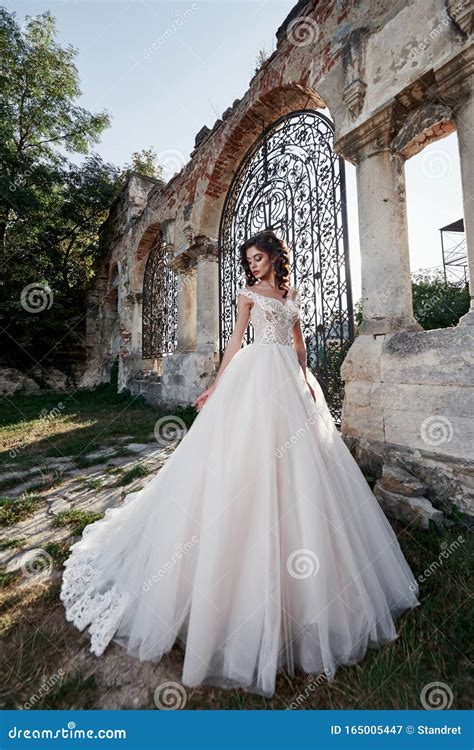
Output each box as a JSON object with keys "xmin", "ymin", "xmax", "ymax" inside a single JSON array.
[
  {"xmin": 159, "ymin": 235, "xmax": 219, "ymax": 406},
  {"xmin": 454, "ymin": 86, "xmax": 474, "ymax": 325},
  {"xmin": 169, "ymin": 252, "xmax": 197, "ymax": 351},
  {"xmin": 189, "ymin": 236, "xmax": 219, "ymax": 354},
  {"xmin": 434, "ymin": 46, "xmax": 473, "ymax": 325},
  {"xmin": 335, "ymin": 108, "xmax": 422, "ymax": 336}
]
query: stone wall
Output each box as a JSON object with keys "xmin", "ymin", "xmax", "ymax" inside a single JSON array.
[{"xmin": 79, "ymin": 0, "xmax": 474, "ymax": 523}]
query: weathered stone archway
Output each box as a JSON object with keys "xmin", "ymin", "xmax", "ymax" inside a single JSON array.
[{"xmin": 81, "ymin": 1, "xmax": 474, "ymax": 524}]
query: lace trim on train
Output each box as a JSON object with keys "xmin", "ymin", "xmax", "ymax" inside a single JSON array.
[{"xmin": 60, "ymin": 496, "xmax": 137, "ymax": 656}]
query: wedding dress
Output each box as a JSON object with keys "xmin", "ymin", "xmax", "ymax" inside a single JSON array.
[{"xmin": 60, "ymin": 284, "xmax": 420, "ymax": 698}]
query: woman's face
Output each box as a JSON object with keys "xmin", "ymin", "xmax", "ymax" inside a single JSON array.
[{"xmin": 245, "ymin": 245, "xmax": 272, "ymax": 280}]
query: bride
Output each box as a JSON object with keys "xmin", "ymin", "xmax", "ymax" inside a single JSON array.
[{"xmin": 60, "ymin": 229, "xmax": 420, "ymax": 699}]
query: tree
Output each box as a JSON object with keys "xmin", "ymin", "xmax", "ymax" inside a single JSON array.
[
  {"xmin": 122, "ymin": 148, "xmax": 164, "ymax": 180},
  {"xmin": 353, "ymin": 270, "xmax": 470, "ymax": 331},
  {"xmin": 411, "ymin": 270, "xmax": 469, "ymax": 330},
  {"xmin": 0, "ymin": 9, "xmax": 110, "ymax": 277}
]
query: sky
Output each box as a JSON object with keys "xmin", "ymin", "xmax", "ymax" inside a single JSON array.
[{"xmin": 7, "ymin": 0, "xmax": 465, "ymax": 301}]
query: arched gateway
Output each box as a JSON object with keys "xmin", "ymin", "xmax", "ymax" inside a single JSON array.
[{"xmin": 218, "ymin": 109, "xmax": 354, "ymax": 422}]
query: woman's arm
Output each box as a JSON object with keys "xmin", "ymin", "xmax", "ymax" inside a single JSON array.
[
  {"xmin": 213, "ymin": 293, "xmax": 252, "ymax": 386},
  {"xmin": 292, "ymin": 317, "xmax": 308, "ymax": 380},
  {"xmin": 192, "ymin": 292, "xmax": 252, "ymax": 411}
]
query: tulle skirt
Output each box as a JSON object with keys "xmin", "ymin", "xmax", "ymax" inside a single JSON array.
[{"xmin": 60, "ymin": 341, "xmax": 420, "ymax": 698}]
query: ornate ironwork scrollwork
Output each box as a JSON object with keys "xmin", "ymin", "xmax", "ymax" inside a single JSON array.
[
  {"xmin": 142, "ymin": 232, "xmax": 178, "ymax": 358},
  {"xmin": 218, "ymin": 109, "xmax": 354, "ymax": 423}
]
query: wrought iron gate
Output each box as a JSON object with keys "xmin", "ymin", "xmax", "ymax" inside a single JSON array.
[
  {"xmin": 142, "ymin": 232, "xmax": 178, "ymax": 358},
  {"xmin": 218, "ymin": 109, "xmax": 354, "ymax": 423}
]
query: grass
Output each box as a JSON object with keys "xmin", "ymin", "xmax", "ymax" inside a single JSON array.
[
  {"xmin": 0, "ymin": 564, "xmax": 22, "ymax": 590},
  {"xmin": 0, "ymin": 381, "xmax": 197, "ymax": 476},
  {"xmin": 42, "ymin": 540, "xmax": 73, "ymax": 568},
  {"xmin": 114, "ymin": 464, "xmax": 150, "ymax": 486},
  {"xmin": 0, "ymin": 519, "xmax": 471, "ymax": 710},
  {"xmin": 50, "ymin": 509, "xmax": 104, "ymax": 537},
  {"xmin": 178, "ymin": 522, "xmax": 473, "ymax": 710},
  {"xmin": 82, "ymin": 478, "xmax": 103, "ymax": 491},
  {"xmin": 0, "ymin": 387, "xmax": 471, "ymax": 709},
  {"xmin": 0, "ymin": 495, "xmax": 42, "ymax": 528},
  {"xmin": 0, "ymin": 537, "xmax": 27, "ymax": 551}
]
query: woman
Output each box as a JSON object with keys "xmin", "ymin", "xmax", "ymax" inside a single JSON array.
[{"xmin": 60, "ymin": 229, "xmax": 420, "ymax": 698}]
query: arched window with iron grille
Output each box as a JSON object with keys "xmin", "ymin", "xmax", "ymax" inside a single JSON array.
[{"xmin": 142, "ymin": 232, "xmax": 178, "ymax": 359}]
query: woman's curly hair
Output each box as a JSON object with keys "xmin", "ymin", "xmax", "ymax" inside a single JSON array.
[{"xmin": 239, "ymin": 229, "xmax": 292, "ymax": 298}]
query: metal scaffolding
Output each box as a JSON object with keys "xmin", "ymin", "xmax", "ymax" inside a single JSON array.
[{"xmin": 440, "ymin": 218, "xmax": 467, "ymax": 285}]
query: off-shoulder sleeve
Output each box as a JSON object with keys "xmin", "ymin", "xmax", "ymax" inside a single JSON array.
[{"xmin": 237, "ymin": 287, "xmax": 254, "ymax": 301}]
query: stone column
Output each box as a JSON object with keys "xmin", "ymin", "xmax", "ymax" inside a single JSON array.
[
  {"xmin": 159, "ymin": 235, "xmax": 219, "ymax": 406},
  {"xmin": 454, "ymin": 84, "xmax": 474, "ymax": 325},
  {"xmin": 123, "ymin": 290, "xmax": 144, "ymax": 377},
  {"xmin": 335, "ymin": 108, "xmax": 422, "ymax": 336},
  {"xmin": 169, "ymin": 252, "xmax": 197, "ymax": 352},
  {"xmin": 189, "ymin": 236, "xmax": 219, "ymax": 354},
  {"xmin": 434, "ymin": 46, "xmax": 473, "ymax": 325}
]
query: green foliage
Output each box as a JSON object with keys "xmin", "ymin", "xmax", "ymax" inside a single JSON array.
[
  {"xmin": 50, "ymin": 508, "xmax": 104, "ymax": 536},
  {"xmin": 354, "ymin": 271, "xmax": 469, "ymax": 332},
  {"xmin": 0, "ymin": 495, "xmax": 42, "ymax": 527},
  {"xmin": 114, "ymin": 463, "xmax": 150, "ymax": 486},
  {"xmin": 411, "ymin": 271, "xmax": 469, "ymax": 330},
  {"xmin": 0, "ymin": 12, "xmax": 171, "ymax": 373},
  {"xmin": 0, "ymin": 9, "xmax": 124, "ymax": 368},
  {"xmin": 122, "ymin": 148, "xmax": 164, "ymax": 180}
]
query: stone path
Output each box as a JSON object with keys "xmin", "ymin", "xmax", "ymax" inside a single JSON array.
[{"xmin": 0, "ymin": 436, "xmax": 197, "ymax": 709}]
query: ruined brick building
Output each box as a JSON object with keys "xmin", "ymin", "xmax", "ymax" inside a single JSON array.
[{"xmin": 81, "ymin": 0, "xmax": 473, "ymax": 524}]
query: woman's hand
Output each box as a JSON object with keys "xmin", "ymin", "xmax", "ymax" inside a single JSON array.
[{"xmin": 192, "ymin": 382, "xmax": 218, "ymax": 412}]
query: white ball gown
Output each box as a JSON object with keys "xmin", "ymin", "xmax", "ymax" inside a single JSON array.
[{"xmin": 60, "ymin": 285, "xmax": 420, "ymax": 698}]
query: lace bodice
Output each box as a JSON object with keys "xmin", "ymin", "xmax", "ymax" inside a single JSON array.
[{"xmin": 238, "ymin": 286, "xmax": 301, "ymax": 346}]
